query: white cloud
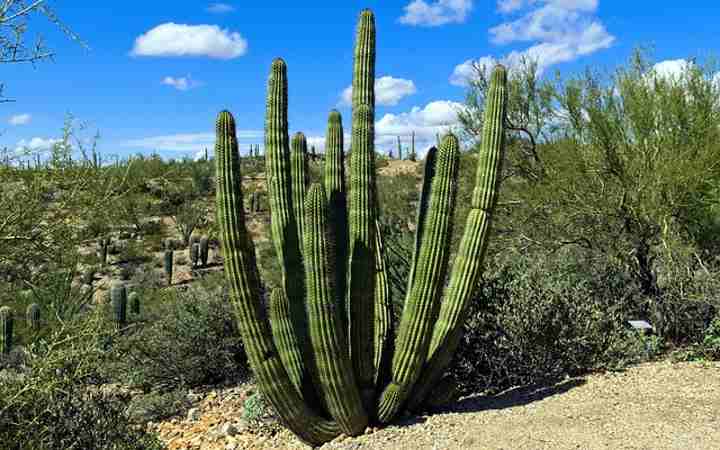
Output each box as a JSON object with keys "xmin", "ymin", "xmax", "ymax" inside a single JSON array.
[
  {"xmin": 375, "ymin": 100, "xmax": 465, "ymax": 155},
  {"xmin": 399, "ymin": 0, "xmax": 473, "ymax": 27},
  {"xmin": 8, "ymin": 113, "xmax": 31, "ymax": 126},
  {"xmin": 649, "ymin": 59, "xmax": 691, "ymax": 81},
  {"xmin": 125, "ymin": 130, "xmax": 262, "ymax": 153},
  {"xmin": 15, "ymin": 137, "xmax": 60, "ymax": 152},
  {"xmin": 162, "ymin": 75, "xmax": 202, "ymax": 91},
  {"xmin": 206, "ymin": 3, "xmax": 235, "ymax": 13},
  {"xmin": 453, "ymin": 0, "xmax": 613, "ymax": 86},
  {"xmin": 340, "ymin": 76, "xmax": 417, "ymax": 106},
  {"xmin": 131, "ymin": 23, "xmax": 248, "ymax": 59}
]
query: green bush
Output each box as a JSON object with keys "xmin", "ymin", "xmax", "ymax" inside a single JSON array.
[
  {"xmin": 107, "ymin": 280, "xmax": 249, "ymax": 392},
  {"xmin": 0, "ymin": 312, "xmax": 163, "ymax": 450},
  {"xmin": 449, "ymin": 253, "xmax": 647, "ymax": 396}
]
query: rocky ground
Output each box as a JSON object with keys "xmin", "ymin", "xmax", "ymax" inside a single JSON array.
[{"xmin": 151, "ymin": 359, "xmax": 720, "ymax": 450}]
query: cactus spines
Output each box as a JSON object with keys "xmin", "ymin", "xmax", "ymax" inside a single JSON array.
[
  {"xmin": 214, "ymin": 10, "xmax": 508, "ymax": 445},
  {"xmin": 216, "ymin": 109, "xmax": 340, "ymax": 445},
  {"xmin": 164, "ymin": 250, "xmax": 174, "ymax": 285},
  {"xmin": 348, "ymin": 103, "xmax": 377, "ymax": 410},
  {"xmin": 110, "ymin": 281, "xmax": 127, "ymax": 329},
  {"xmin": 409, "ymin": 64, "xmax": 508, "ymax": 410},
  {"xmin": 377, "ymin": 133, "xmax": 460, "ymax": 423},
  {"xmin": 1, "ymin": 307, "xmax": 13, "ymax": 355},
  {"xmin": 291, "ymin": 132, "xmax": 309, "ymax": 246},
  {"xmin": 324, "ymin": 109, "xmax": 348, "ymax": 320},
  {"xmin": 303, "ymin": 183, "xmax": 368, "ymax": 435},
  {"xmin": 26, "ymin": 303, "xmax": 41, "ymax": 330},
  {"xmin": 200, "ymin": 236, "xmax": 210, "ymax": 267},
  {"xmin": 129, "ymin": 291, "xmax": 140, "ymax": 315},
  {"xmin": 190, "ymin": 242, "xmax": 200, "ymax": 267}
]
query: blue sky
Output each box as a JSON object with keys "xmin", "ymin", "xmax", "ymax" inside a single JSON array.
[{"xmin": 2, "ymin": 0, "xmax": 719, "ymax": 161}]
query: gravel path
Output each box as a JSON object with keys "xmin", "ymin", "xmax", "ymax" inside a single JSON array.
[{"xmin": 156, "ymin": 360, "xmax": 720, "ymax": 450}]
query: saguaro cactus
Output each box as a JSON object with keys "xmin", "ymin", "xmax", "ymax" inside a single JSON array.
[
  {"xmin": 129, "ymin": 291, "xmax": 140, "ymax": 315},
  {"xmin": 214, "ymin": 8, "xmax": 508, "ymax": 446},
  {"xmin": 110, "ymin": 281, "xmax": 127, "ymax": 329},
  {"xmin": 26, "ymin": 303, "xmax": 41, "ymax": 330},
  {"xmin": 1, "ymin": 307, "xmax": 13, "ymax": 355},
  {"xmin": 163, "ymin": 250, "xmax": 173, "ymax": 286},
  {"xmin": 200, "ymin": 236, "xmax": 210, "ymax": 267}
]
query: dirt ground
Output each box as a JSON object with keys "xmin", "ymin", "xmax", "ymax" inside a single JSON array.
[{"xmin": 155, "ymin": 359, "xmax": 720, "ymax": 450}]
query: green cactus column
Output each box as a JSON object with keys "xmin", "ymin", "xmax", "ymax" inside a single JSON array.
[
  {"xmin": 26, "ymin": 303, "xmax": 41, "ymax": 330},
  {"xmin": 129, "ymin": 292, "xmax": 140, "ymax": 315},
  {"xmin": 215, "ymin": 109, "xmax": 339, "ymax": 445},
  {"xmin": 377, "ymin": 134, "xmax": 460, "ymax": 423},
  {"xmin": 303, "ymin": 183, "xmax": 368, "ymax": 435},
  {"xmin": 164, "ymin": 250, "xmax": 173, "ymax": 286},
  {"xmin": 1, "ymin": 307, "xmax": 13, "ymax": 355},
  {"xmin": 264, "ymin": 58, "xmax": 315, "ymax": 402},
  {"xmin": 323, "ymin": 110, "xmax": 348, "ymax": 323},
  {"xmin": 347, "ymin": 8, "xmax": 377, "ymax": 412},
  {"xmin": 110, "ymin": 281, "xmax": 128, "ymax": 329},
  {"xmin": 347, "ymin": 104, "xmax": 377, "ymax": 411},
  {"xmin": 269, "ymin": 288, "xmax": 305, "ymax": 394},
  {"xmin": 409, "ymin": 64, "xmax": 508, "ymax": 410},
  {"xmin": 291, "ymin": 132, "xmax": 309, "ymax": 248}
]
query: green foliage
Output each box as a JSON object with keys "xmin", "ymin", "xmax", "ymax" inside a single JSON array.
[
  {"xmin": 0, "ymin": 312, "xmax": 164, "ymax": 450},
  {"xmin": 106, "ymin": 282, "xmax": 249, "ymax": 392},
  {"xmin": 26, "ymin": 303, "xmax": 41, "ymax": 331},
  {"xmin": 1, "ymin": 306, "xmax": 13, "ymax": 355}
]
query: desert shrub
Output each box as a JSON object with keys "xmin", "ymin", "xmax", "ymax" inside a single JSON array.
[
  {"xmin": 450, "ymin": 253, "xmax": 647, "ymax": 396},
  {"xmin": 126, "ymin": 389, "xmax": 192, "ymax": 424},
  {"xmin": 0, "ymin": 312, "xmax": 163, "ymax": 450},
  {"xmin": 107, "ymin": 281, "xmax": 249, "ymax": 392}
]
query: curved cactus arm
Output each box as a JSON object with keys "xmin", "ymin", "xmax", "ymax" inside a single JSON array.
[
  {"xmin": 377, "ymin": 134, "xmax": 461, "ymax": 423},
  {"xmin": 264, "ymin": 58, "xmax": 312, "ymax": 386},
  {"xmin": 324, "ymin": 110, "xmax": 348, "ymax": 324},
  {"xmin": 269, "ymin": 288, "xmax": 305, "ymax": 395},
  {"xmin": 291, "ymin": 132, "xmax": 309, "ymax": 249},
  {"xmin": 406, "ymin": 146, "xmax": 437, "ymax": 294},
  {"xmin": 373, "ymin": 218, "xmax": 393, "ymax": 391},
  {"xmin": 216, "ymin": 110, "xmax": 339, "ymax": 445},
  {"xmin": 347, "ymin": 104, "xmax": 377, "ymax": 410},
  {"xmin": 409, "ymin": 64, "xmax": 508, "ymax": 410},
  {"xmin": 304, "ymin": 183, "xmax": 368, "ymax": 436}
]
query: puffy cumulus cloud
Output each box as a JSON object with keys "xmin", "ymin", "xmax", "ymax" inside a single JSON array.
[
  {"xmin": 340, "ymin": 76, "xmax": 417, "ymax": 106},
  {"xmin": 206, "ymin": 3, "xmax": 235, "ymax": 13},
  {"xmin": 399, "ymin": 0, "xmax": 473, "ymax": 27},
  {"xmin": 8, "ymin": 113, "xmax": 31, "ymax": 125},
  {"xmin": 453, "ymin": 0, "xmax": 613, "ymax": 86},
  {"xmin": 125, "ymin": 130, "xmax": 262, "ymax": 153},
  {"xmin": 131, "ymin": 23, "xmax": 248, "ymax": 59},
  {"xmin": 450, "ymin": 56, "xmax": 500, "ymax": 86},
  {"xmin": 375, "ymin": 100, "xmax": 465, "ymax": 156},
  {"xmin": 162, "ymin": 75, "xmax": 202, "ymax": 91},
  {"xmin": 15, "ymin": 137, "xmax": 60, "ymax": 152}
]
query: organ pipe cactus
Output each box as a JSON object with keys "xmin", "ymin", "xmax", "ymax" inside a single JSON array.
[
  {"xmin": 26, "ymin": 303, "xmax": 41, "ymax": 330},
  {"xmin": 1, "ymin": 307, "xmax": 13, "ymax": 355},
  {"xmin": 214, "ymin": 8, "xmax": 508, "ymax": 446},
  {"xmin": 110, "ymin": 281, "xmax": 127, "ymax": 329}
]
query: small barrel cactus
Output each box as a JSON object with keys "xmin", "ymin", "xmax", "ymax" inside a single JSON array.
[
  {"xmin": 1, "ymin": 307, "xmax": 14, "ymax": 355},
  {"xmin": 26, "ymin": 303, "xmax": 41, "ymax": 330},
  {"xmin": 110, "ymin": 281, "xmax": 127, "ymax": 329},
  {"xmin": 200, "ymin": 236, "xmax": 210, "ymax": 267},
  {"xmin": 164, "ymin": 250, "xmax": 174, "ymax": 285},
  {"xmin": 128, "ymin": 291, "xmax": 140, "ymax": 315}
]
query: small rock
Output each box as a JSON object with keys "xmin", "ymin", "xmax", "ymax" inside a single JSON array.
[
  {"xmin": 187, "ymin": 407, "xmax": 201, "ymax": 422},
  {"xmin": 219, "ymin": 422, "xmax": 238, "ymax": 437}
]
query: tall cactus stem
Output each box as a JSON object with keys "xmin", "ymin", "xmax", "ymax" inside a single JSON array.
[
  {"xmin": 291, "ymin": 132, "xmax": 309, "ymax": 249},
  {"xmin": 26, "ymin": 303, "xmax": 41, "ymax": 330},
  {"xmin": 216, "ymin": 109, "xmax": 340, "ymax": 445},
  {"xmin": 377, "ymin": 134, "xmax": 460, "ymax": 423},
  {"xmin": 409, "ymin": 64, "xmax": 508, "ymax": 410},
  {"xmin": 304, "ymin": 183, "xmax": 368, "ymax": 435}
]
